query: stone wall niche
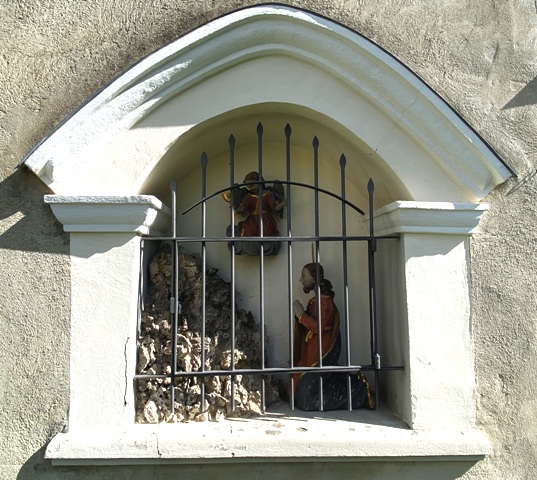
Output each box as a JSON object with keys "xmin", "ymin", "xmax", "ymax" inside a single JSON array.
[
  {"xmin": 43, "ymin": 195, "xmax": 492, "ymax": 465},
  {"xmin": 22, "ymin": 3, "xmax": 512, "ymax": 469}
]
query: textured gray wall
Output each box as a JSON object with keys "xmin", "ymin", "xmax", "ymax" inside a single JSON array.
[{"xmin": 1, "ymin": 1, "xmax": 536, "ymax": 479}]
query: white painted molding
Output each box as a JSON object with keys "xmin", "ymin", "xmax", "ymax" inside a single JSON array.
[
  {"xmin": 366, "ymin": 201, "xmax": 487, "ymax": 431},
  {"xmin": 45, "ymin": 414, "xmax": 491, "ymax": 465},
  {"xmin": 44, "ymin": 195, "xmax": 171, "ymax": 235},
  {"xmin": 371, "ymin": 201, "xmax": 489, "ymax": 236},
  {"xmin": 23, "ymin": 5, "xmax": 511, "ymax": 201}
]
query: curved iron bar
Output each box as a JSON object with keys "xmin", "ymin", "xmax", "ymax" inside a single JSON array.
[{"xmin": 181, "ymin": 180, "xmax": 366, "ymax": 216}]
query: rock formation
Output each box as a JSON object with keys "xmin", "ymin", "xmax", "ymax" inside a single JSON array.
[{"xmin": 136, "ymin": 243, "xmax": 279, "ymax": 423}]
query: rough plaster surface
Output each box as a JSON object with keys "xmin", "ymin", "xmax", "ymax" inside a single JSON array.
[{"xmin": 1, "ymin": 1, "xmax": 536, "ymax": 479}]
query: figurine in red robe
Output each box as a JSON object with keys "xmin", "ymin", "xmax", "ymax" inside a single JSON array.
[
  {"xmin": 224, "ymin": 171, "xmax": 286, "ymax": 256},
  {"xmin": 289, "ymin": 263, "xmax": 374, "ymax": 411}
]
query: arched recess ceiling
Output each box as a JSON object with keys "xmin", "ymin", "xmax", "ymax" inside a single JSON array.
[{"xmin": 22, "ymin": 4, "xmax": 511, "ymax": 204}]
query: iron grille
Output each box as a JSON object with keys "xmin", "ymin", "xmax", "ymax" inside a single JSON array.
[{"xmin": 135, "ymin": 122, "xmax": 403, "ymax": 418}]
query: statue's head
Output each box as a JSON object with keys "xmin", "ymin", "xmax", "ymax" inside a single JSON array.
[
  {"xmin": 243, "ymin": 171, "xmax": 259, "ymax": 183},
  {"xmin": 243, "ymin": 171, "xmax": 264, "ymax": 192},
  {"xmin": 300, "ymin": 263, "xmax": 324, "ymax": 293},
  {"xmin": 300, "ymin": 263, "xmax": 334, "ymax": 298}
]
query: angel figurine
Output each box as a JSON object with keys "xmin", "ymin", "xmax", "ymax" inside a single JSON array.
[{"xmin": 223, "ymin": 171, "xmax": 286, "ymax": 256}]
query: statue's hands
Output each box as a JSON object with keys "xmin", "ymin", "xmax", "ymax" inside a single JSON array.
[{"xmin": 293, "ymin": 299, "xmax": 305, "ymax": 319}]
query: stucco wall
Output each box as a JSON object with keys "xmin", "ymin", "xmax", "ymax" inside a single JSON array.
[{"xmin": 1, "ymin": 1, "xmax": 536, "ymax": 479}]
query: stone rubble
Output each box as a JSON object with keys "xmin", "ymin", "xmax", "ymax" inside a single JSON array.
[{"xmin": 136, "ymin": 243, "xmax": 280, "ymax": 423}]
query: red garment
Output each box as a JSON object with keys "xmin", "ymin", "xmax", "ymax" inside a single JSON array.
[
  {"xmin": 290, "ymin": 295, "xmax": 339, "ymax": 396},
  {"xmin": 239, "ymin": 192, "xmax": 279, "ymax": 237}
]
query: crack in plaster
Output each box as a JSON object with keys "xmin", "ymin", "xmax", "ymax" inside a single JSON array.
[
  {"xmin": 505, "ymin": 169, "xmax": 537, "ymax": 196},
  {"xmin": 152, "ymin": 432, "xmax": 162, "ymax": 458},
  {"xmin": 486, "ymin": 41, "xmax": 501, "ymax": 82},
  {"xmin": 230, "ymin": 423, "xmax": 235, "ymax": 457},
  {"xmin": 124, "ymin": 336, "xmax": 130, "ymax": 406},
  {"xmin": 372, "ymin": 85, "xmax": 425, "ymax": 154}
]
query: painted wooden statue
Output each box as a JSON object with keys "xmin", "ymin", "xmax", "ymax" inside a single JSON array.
[
  {"xmin": 224, "ymin": 171, "xmax": 287, "ymax": 256},
  {"xmin": 289, "ymin": 263, "xmax": 375, "ymax": 411}
]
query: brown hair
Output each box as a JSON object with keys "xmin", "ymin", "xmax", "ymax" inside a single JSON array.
[
  {"xmin": 243, "ymin": 171, "xmax": 259, "ymax": 183},
  {"xmin": 302, "ymin": 263, "xmax": 335, "ymax": 299}
]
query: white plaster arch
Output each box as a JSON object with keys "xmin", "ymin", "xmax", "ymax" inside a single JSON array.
[{"xmin": 23, "ymin": 4, "xmax": 510, "ymax": 202}]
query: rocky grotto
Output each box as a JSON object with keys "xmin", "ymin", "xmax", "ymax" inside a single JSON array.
[{"xmin": 136, "ymin": 243, "xmax": 280, "ymax": 423}]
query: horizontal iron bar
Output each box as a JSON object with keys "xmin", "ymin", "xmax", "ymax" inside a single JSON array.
[
  {"xmin": 134, "ymin": 365, "xmax": 405, "ymax": 380},
  {"xmin": 141, "ymin": 235, "xmax": 400, "ymax": 242}
]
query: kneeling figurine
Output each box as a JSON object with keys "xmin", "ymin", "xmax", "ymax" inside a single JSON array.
[{"xmin": 289, "ymin": 262, "xmax": 375, "ymax": 411}]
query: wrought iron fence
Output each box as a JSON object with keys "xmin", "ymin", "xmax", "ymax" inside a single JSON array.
[{"xmin": 135, "ymin": 122, "xmax": 403, "ymax": 418}]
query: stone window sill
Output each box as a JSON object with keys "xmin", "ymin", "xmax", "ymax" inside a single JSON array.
[{"xmin": 45, "ymin": 406, "xmax": 491, "ymax": 465}]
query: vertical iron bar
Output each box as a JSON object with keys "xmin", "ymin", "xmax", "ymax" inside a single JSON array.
[
  {"xmin": 256, "ymin": 122, "xmax": 263, "ymax": 253},
  {"xmin": 200, "ymin": 153, "xmax": 208, "ymax": 413},
  {"xmin": 257, "ymin": 122, "xmax": 266, "ymax": 412},
  {"xmin": 170, "ymin": 179, "xmax": 178, "ymax": 415},
  {"xmin": 340, "ymin": 155, "xmax": 353, "ymax": 411},
  {"xmin": 285, "ymin": 124, "xmax": 295, "ymax": 410},
  {"xmin": 368, "ymin": 178, "xmax": 379, "ymax": 410},
  {"xmin": 313, "ymin": 136, "xmax": 323, "ymax": 411},
  {"xmin": 137, "ymin": 239, "xmax": 144, "ymax": 339},
  {"xmin": 229, "ymin": 135, "xmax": 236, "ymax": 412}
]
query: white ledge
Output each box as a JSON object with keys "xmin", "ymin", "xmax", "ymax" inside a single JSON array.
[
  {"xmin": 44, "ymin": 195, "xmax": 171, "ymax": 235},
  {"xmin": 45, "ymin": 408, "xmax": 491, "ymax": 465},
  {"xmin": 371, "ymin": 201, "xmax": 489, "ymax": 236}
]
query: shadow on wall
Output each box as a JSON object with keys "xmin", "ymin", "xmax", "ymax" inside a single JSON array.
[
  {"xmin": 15, "ymin": 448, "xmax": 482, "ymax": 480},
  {"xmin": 503, "ymin": 76, "xmax": 537, "ymax": 109},
  {"xmin": 0, "ymin": 168, "xmax": 68, "ymax": 254}
]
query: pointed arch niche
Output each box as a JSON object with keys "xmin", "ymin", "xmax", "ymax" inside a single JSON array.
[{"xmin": 30, "ymin": 5, "xmax": 510, "ymax": 466}]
